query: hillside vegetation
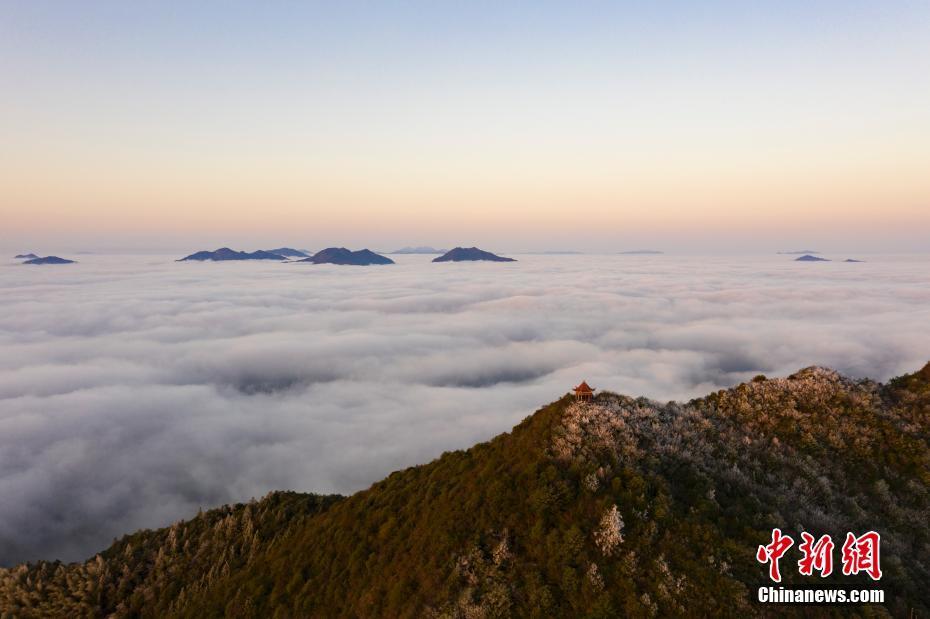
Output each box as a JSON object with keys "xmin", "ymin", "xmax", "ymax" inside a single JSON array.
[{"xmin": 2, "ymin": 364, "xmax": 929, "ymax": 617}]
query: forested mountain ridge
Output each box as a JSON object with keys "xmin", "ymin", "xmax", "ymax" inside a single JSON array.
[
  {"xmin": 0, "ymin": 493, "xmax": 341, "ymax": 617},
  {"xmin": 2, "ymin": 364, "xmax": 928, "ymax": 618}
]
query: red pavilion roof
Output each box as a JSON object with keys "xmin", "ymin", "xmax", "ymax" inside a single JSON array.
[{"xmin": 573, "ymin": 381, "xmax": 594, "ymax": 393}]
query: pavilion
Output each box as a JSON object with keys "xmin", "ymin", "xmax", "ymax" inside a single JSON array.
[{"xmin": 573, "ymin": 380, "xmax": 595, "ymax": 402}]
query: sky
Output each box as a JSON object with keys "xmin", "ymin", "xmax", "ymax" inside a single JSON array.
[
  {"xmin": 2, "ymin": 253, "xmax": 929, "ymax": 564},
  {"xmin": 1, "ymin": 1, "xmax": 929, "ymax": 254}
]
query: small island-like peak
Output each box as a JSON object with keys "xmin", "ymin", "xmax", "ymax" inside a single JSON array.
[
  {"xmin": 432, "ymin": 247, "xmax": 516, "ymax": 262},
  {"xmin": 795, "ymin": 254, "xmax": 830, "ymax": 262},
  {"xmin": 178, "ymin": 248, "xmax": 286, "ymax": 262},
  {"xmin": 14, "ymin": 253, "xmax": 39, "ymax": 260},
  {"xmin": 23, "ymin": 255, "xmax": 76, "ymax": 265},
  {"xmin": 298, "ymin": 247, "xmax": 394, "ymax": 265},
  {"xmin": 264, "ymin": 247, "xmax": 310, "ymax": 258}
]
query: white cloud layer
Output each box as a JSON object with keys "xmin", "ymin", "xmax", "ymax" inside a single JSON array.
[{"xmin": 1, "ymin": 253, "xmax": 929, "ymax": 565}]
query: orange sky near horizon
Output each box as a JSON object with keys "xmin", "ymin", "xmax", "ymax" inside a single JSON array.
[{"xmin": 2, "ymin": 2, "xmax": 929, "ymax": 252}]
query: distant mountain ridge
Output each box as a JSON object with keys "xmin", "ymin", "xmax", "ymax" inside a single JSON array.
[
  {"xmin": 264, "ymin": 247, "xmax": 309, "ymax": 258},
  {"xmin": 178, "ymin": 248, "xmax": 286, "ymax": 262},
  {"xmin": 298, "ymin": 247, "xmax": 394, "ymax": 265},
  {"xmin": 433, "ymin": 247, "xmax": 516, "ymax": 262},
  {"xmin": 3, "ymin": 363, "xmax": 928, "ymax": 617},
  {"xmin": 23, "ymin": 256, "xmax": 75, "ymax": 265},
  {"xmin": 795, "ymin": 254, "xmax": 830, "ymax": 262},
  {"xmin": 14, "ymin": 253, "xmax": 39, "ymax": 260}
]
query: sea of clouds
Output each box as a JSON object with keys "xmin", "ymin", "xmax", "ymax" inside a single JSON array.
[{"xmin": 1, "ymin": 253, "xmax": 929, "ymax": 565}]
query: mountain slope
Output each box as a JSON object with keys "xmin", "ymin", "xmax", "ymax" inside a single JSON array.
[
  {"xmin": 2, "ymin": 365, "xmax": 928, "ymax": 617},
  {"xmin": 0, "ymin": 493, "xmax": 340, "ymax": 617}
]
